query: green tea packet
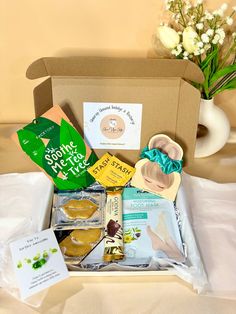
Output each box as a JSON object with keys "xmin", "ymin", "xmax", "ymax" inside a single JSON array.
[{"xmin": 13, "ymin": 105, "xmax": 98, "ymax": 190}]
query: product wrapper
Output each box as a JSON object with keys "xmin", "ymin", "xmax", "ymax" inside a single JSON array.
[
  {"xmin": 51, "ymin": 188, "xmax": 105, "ymax": 229},
  {"xmin": 131, "ymin": 134, "xmax": 183, "ymax": 201},
  {"xmin": 12, "ymin": 105, "xmax": 98, "ymax": 190},
  {"xmin": 103, "ymin": 187, "xmax": 124, "ymax": 262},
  {"xmin": 121, "ymin": 188, "xmax": 185, "ymax": 266},
  {"xmin": 55, "ymin": 228, "xmax": 104, "ymax": 265},
  {"xmin": 88, "ymin": 153, "xmax": 135, "ymax": 187}
]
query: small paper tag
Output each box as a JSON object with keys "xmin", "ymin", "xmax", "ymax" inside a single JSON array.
[
  {"xmin": 10, "ymin": 228, "xmax": 69, "ymax": 300},
  {"xmin": 83, "ymin": 102, "xmax": 142, "ymax": 150}
]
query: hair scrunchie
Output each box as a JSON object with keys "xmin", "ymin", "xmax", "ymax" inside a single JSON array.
[{"xmin": 140, "ymin": 146, "xmax": 183, "ymax": 174}]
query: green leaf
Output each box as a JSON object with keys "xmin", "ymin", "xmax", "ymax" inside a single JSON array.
[
  {"xmin": 86, "ymin": 151, "xmax": 98, "ymax": 167},
  {"xmin": 211, "ymin": 48, "xmax": 219, "ymax": 75},
  {"xmin": 17, "ymin": 129, "xmax": 45, "ymax": 167},
  {"xmin": 50, "ymin": 248, "xmax": 58, "ymax": 254},
  {"xmin": 84, "ymin": 171, "xmax": 95, "ymax": 186},
  {"xmin": 60, "ymin": 119, "xmax": 86, "ymax": 157},
  {"xmin": 211, "ymin": 77, "xmax": 236, "ymax": 97},
  {"xmin": 202, "ymin": 65, "xmax": 211, "ymax": 99},
  {"xmin": 69, "ymin": 172, "xmax": 88, "ymax": 186},
  {"xmin": 84, "ymin": 152, "xmax": 98, "ymax": 185},
  {"xmin": 24, "ymin": 117, "xmax": 60, "ymax": 139},
  {"xmin": 209, "ymin": 64, "xmax": 236, "ymax": 86},
  {"xmin": 53, "ymin": 177, "xmax": 81, "ymax": 190},
  {"xmin": 200, "ymin": 48, "xmax": 218, "ymax": 71}
]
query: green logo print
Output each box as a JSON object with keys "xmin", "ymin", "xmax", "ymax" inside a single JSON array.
[
  {"xmin": 124, "ymin": 227, "xmax": 142, "ymax": 244},
  {"xmin": 17, "ymin": 248, "xmax": 58, "ymax": 270}
]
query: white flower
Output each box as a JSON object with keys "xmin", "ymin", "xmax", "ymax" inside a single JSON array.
[
  {"xmin": 233, "ymin": 32, "xmax": 236, "ymax": 38},
  {"xmin": 171, "ymin": 49, "xmax": 177, "ymax": 56},
  {"xmin": 196, "ymin": 23, "xmax": 204, "ymax": 30},
  {"xmin": 157, "ymin": 26, "xmax": 180, "ymax": 49},
  {"xmin": 213, "ymin": 9, "xmax": 224, "ymax": 17},
  {"xmin": 226, "ymin": 17, "xmax": 233, "ymax": 25},
  {"xmin": 216, "ymin": 28, "xmax": 225, "ymax": 41},
  {"xmin": 206, "ymin": 29, "xmax": 214, "ymax": 36},
  {"xmin": 182, "ymin": 27, "xmax": 199, "ymax": 53},
  {"xmin": 176, "ymin": 44, "xmax": 183, "ymax": 55},
  {"xmin": 183, "ymin": 51, "xmax": 189, "ymax": 57},
  {"xmin": 221, "ymin": 3, "xmax": 228, "ymax": 11},
  {"xmin": 197, "ymin": 41, "xmax": 204, "ymax": 48},
  {"xmin": 219, "ymin": 38, "xmax": 224, "ymax": 45},
  {"xmin": 233, "ymin": 6, "xmax": 236, "ymax": 11},
  {"xmin": 205, "ymin": 11, "xmax": 214, "ymax": 20},
  {"xmin": 204, "ymin": 44, "xmax": 211, "ymax": 50},
  {"xmin": 200, "ymin": 48, "xmax": 205, "ymax": 54},
  {"xmin": 171, "ymin": 44, "xmax": 182, "ymax": 56},
  {"xmin": 201, "ymin": 33, "xmax": 210, "ymax": 43},
  {"xmin": 183, "ymin": 56, "xmax": 189, "ymax": 60},
  {"xmin": 212, "ymin": 28, "xmax": 225, "ymax": 44},
  {"xmin": 194, "ymin": 49, "xmax": 201, "ymax": 56},
  {"xmin": 212, "ymin": 34, "xmax": 220, "ymax": 44},
  {"xmin": 196, "ymin": 0, "xmax": 203, "ymax": 4}
]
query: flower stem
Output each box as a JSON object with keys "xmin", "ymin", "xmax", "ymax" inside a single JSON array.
[
  {"xmin": 218, "ymin": 42, "xmax": 236, "ymax": 69},
  {"xmin": 177, "ymin": 0, "xmax": 187, "ymax": 27}
]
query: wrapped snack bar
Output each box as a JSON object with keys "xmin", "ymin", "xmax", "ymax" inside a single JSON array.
[{"xmin": 104, "ymin": 187, "xmax": 124, "ymax": 262}]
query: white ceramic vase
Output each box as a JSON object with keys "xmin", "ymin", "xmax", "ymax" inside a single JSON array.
[{"xmin": 195, "ymin": 98, "xmax": 230, "ymax": 158}]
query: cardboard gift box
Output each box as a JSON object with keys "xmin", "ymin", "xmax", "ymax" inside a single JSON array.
[
  {"xmin": 26, "ymin": 56, "xmax": 204, "ymax": 166},
  {"xmin": 0, "ymin": 57, "xmax": 207, "ymax": 287}
]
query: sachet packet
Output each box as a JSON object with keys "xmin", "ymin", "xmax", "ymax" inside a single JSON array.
[
  {"xmin": 121, "ymin": 188, "xmax": 185, "ymax": 266},
  {"xmin": 13, "ymin": 105, "xmax": 98, "ymax": 190}
]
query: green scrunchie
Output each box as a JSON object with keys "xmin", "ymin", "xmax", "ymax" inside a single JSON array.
[{"xmin": 140, "ymin": 146, "xmax": 183, "ymax": 174}]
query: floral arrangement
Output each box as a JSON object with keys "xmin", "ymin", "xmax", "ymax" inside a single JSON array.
[{"xmin": 157, "ymin": 0, "xmax": 236, "ymax": 99}]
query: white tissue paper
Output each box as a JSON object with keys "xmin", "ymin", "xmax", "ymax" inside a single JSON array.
[
  {"xmin": 162, "ymin": 183, "xmax": 208, "ymax": 293},
  {"xmin": 182, "ymin": 172, "xmax": 236, "ymax": 300},
  {"xmin": 0, "ymin": 172, "xmax": 53, "ymax": 307}
]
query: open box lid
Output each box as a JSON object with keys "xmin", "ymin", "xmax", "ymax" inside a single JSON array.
[
  {"xmin": 26, "ymin": 57, "xmax": 204, "ymax": 166},
  {"xmin": 26, "ymin": 57, "xmax": 204, "ymax": 82}
]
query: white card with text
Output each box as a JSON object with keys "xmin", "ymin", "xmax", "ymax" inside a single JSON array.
[
  {"xmin": 10, "ymin": 228, "xmax": 69, "ymax": 300},
  {"xmin": 83, "ymin": 102, "xmax": 142, "ymax": 150}
]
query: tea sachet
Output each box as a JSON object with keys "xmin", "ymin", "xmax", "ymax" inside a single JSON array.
[{"xmin": 13, "ymin": 105, "xmax": 98, "ymax": 190}]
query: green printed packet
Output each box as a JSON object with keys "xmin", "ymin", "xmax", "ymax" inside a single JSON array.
[{"xmin": 13, "ymin": 105, "xmax": 98, "ymax": 190}]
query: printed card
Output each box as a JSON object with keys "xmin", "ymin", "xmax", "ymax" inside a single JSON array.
[
  {"xmin": 10, "ymin": 228, "xmax": 69, "ymax": 300},
  {"xmin": 83, "ymin": 102, "xmax": 142, "ymax": 150}
]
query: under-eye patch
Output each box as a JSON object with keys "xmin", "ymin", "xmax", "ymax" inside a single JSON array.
[
  {"xmin": 62, "ymin": 199, "xmax": 98, "ymax": 219},
  {"xmin": 70, "ymin": 228, "xmax": 102, "ymax": 244},
  {"xmin": 60, "ymin": 236, "xmax": 92, "ymax": 257}
]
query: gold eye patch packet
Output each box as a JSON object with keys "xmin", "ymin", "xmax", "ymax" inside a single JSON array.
[
  {"xmin": 51, "ymin": 189, "xmax": 105, "ymax": 229},
  {"xmin": 88, "ymin": 154, "xmax": 135, "ymax": 187},
  {"xmin": 54, "ymin": 228, "xmax": 104, "ymax": 265}
]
